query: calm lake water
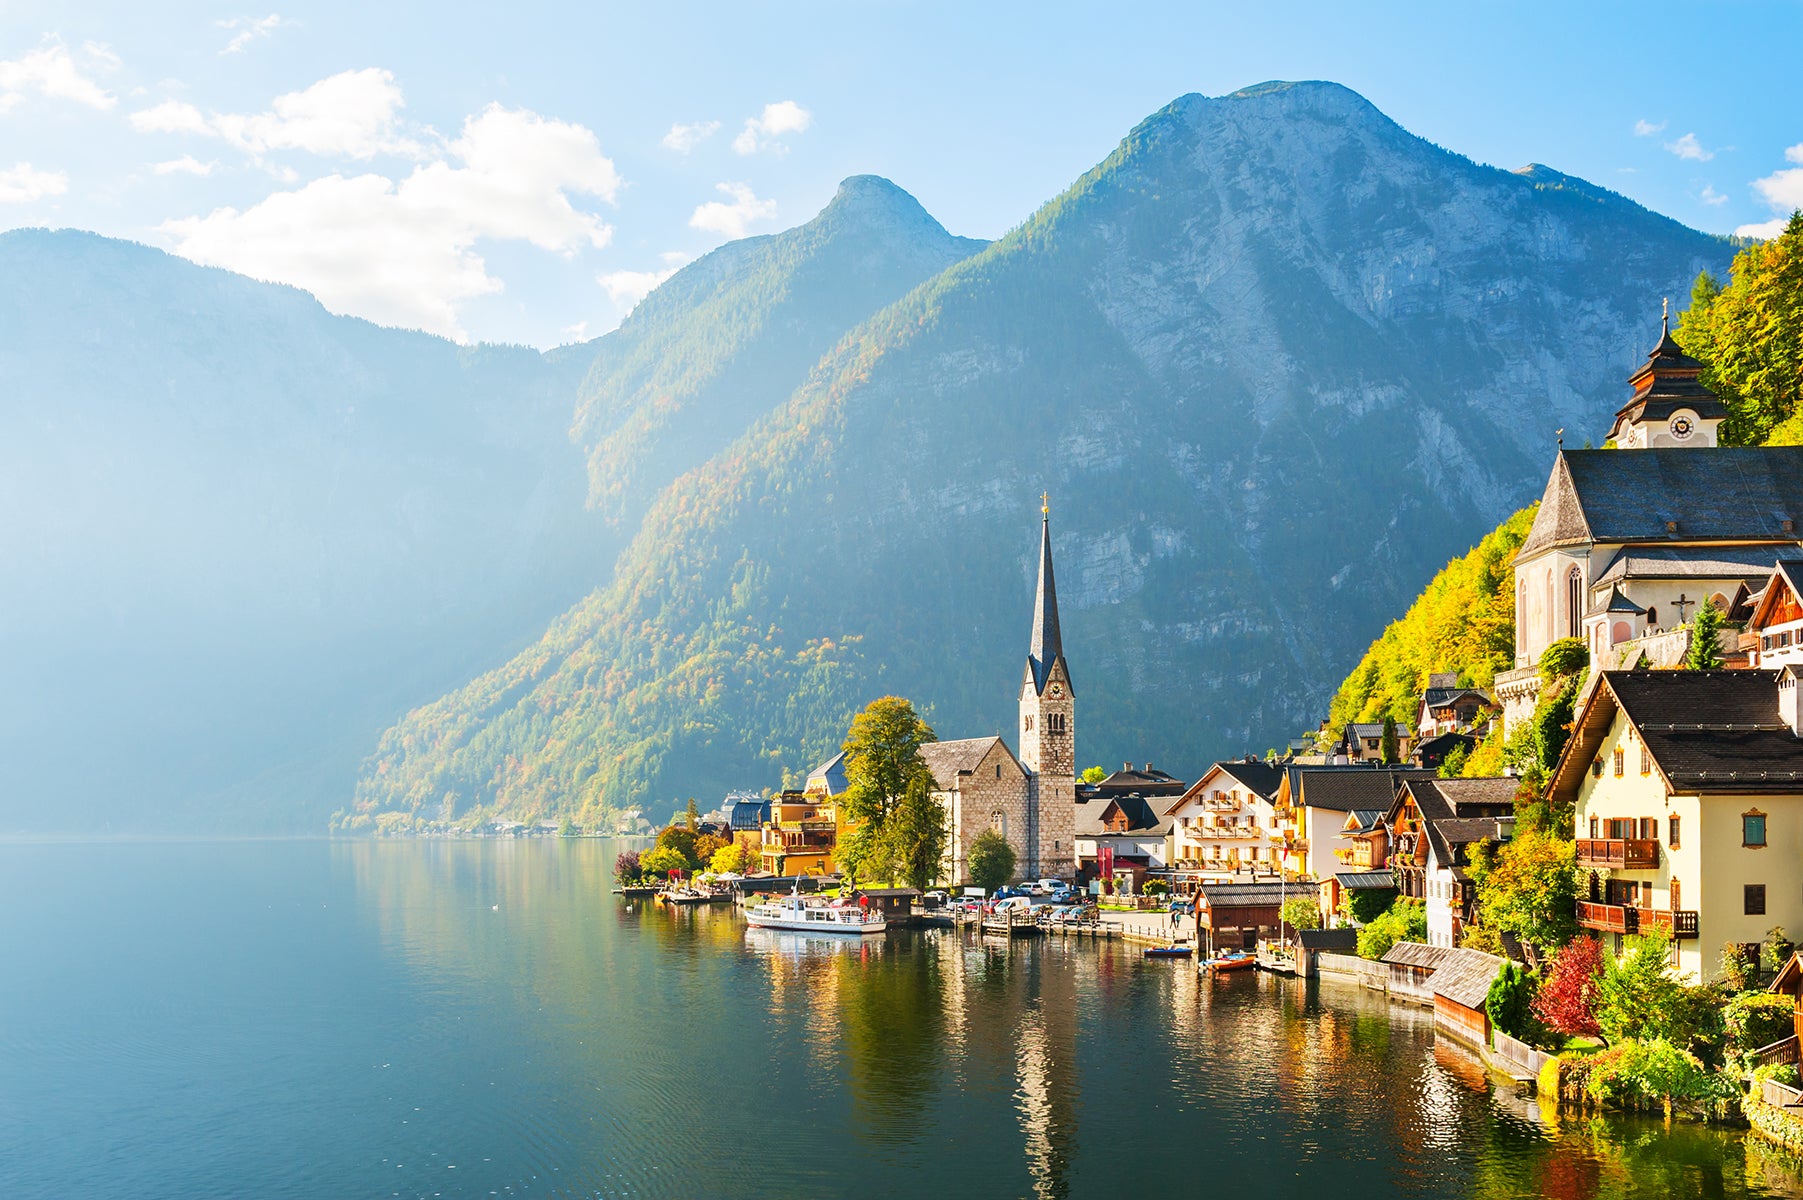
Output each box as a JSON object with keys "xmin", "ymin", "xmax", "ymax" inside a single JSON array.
[{"xmin": 3, "ymin": 838, "xmax": 1801, "ymax": 1200}]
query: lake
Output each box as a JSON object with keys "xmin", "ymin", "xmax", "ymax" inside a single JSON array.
[{"xmin": 3, "ymin": 838, "xmax": 1799, "ymax": 1199}]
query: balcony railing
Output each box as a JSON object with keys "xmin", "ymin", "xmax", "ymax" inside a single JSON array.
[
  {"xmin": 1575, "ymin": 838, "xmax": 1659, "ymax": 870},
  {"xmin": 1575, "ymin": 901, "xmax": 1698, "ymax": 939}
]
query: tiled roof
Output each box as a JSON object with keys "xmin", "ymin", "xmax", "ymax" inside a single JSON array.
[
  {"xmin": 1298, "ymin": 928, "xmax": 1360, "ymax": 951},
  {"xmin": 1427, "ymin": 816, "xmax": 1514, "ymax": 867},
  {"xmin": 1345, "ymin": 809, "xmax": 1386, "ymax": 834},
  {"xmin": 1588, "ymin": 584, "xmax": 1647, "ymax": 618},
  {"xmin": 1431, "ymin": 778, "xmax": 1521, "ymax": 814},
  {"xmin": 919, "ymin": 737, "xmax": 1008, "ymax": 789},
  {"xmin": 1217, "ymin": 760, "xmax": 1283, "ymax": 798},
  {"xmin": 1519, "ymin": 448, "xmax": 1803, "ymax": 558},
  {"xmin": 1074, "ymin": 793, "xmax": 1172, "ymax": 837},
  {"xmin": 1197, "ymin": 882, "xmax": 1290, "ymax": 907}
]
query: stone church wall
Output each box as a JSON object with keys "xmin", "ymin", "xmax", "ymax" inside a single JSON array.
[{"xmin": 943, "ymin": 742, "xmax": 1031, "ymax": 885}]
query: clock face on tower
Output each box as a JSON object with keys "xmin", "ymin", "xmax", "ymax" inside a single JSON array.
[
  {"xmin": 1049, "ymin": 683, "xmax": 1063, "ymax": 698},
  {"xmin": 1669, "ymin": 413, "xmax": 1695, "ymax": 441}
]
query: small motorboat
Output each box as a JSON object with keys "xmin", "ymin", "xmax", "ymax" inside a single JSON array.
[
  {"xmin": 1204, "ymin": 950, "xmax": 1256, "ymax": 973},
  {"xmin": 1144, "ymin": 945, "xmax": 1193, "ymax": 959}
]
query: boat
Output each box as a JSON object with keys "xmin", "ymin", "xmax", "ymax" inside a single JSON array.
[
  {"xmin": 744, "ymin": 891, "xmax": 886, "ymax": 935},
  {"xmin": 1143, "ymin": 945, "xmax": 1193, "ymax": 959},
  {"xmin": 661, "ymin": 887, "xmax": 713, "ymax": 905},
  {"xmin": 614, "ymin": 885, "xmax": 660, "ymax": 898},
  {"xmin": 1204, "ymin": 950, "xmax": 1256, "ymax": 973}
]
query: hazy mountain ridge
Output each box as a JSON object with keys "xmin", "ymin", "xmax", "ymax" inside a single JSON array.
[{"xmin": 353, "ymin": 81, "xmax": 1735, "ymax": 827}]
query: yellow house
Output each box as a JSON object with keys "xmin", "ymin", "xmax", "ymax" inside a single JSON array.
[
  {"xmin": 759, "ymin": 790, "xmax": 849, "ymax": 877},
  {"xmin": 1551, "ymin": 666, "xmax": 1803, "ymax": 983}
]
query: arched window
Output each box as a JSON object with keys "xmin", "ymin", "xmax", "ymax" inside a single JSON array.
[
  {"xmin": 1567, "ymin": 567, "xmax": 1582, "ymax": 639},
  {"xmin": 1612, "ymin": 620, "xmax": 1632, "ymax": 646},
  {"xmin": 1645, "ymin": 606, "xmax": 1658, "ymax": 627},
  {"xmin": 1710, "ymin": 591, "xmax": 1729, "ymax": 613},
  {"xmin": 991, "ymin": 810, "xmax": 1007, "ymax": 839}
]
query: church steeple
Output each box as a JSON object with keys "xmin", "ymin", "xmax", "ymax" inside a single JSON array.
[
  {"xmin": 1027, "ymin": 497, "xmax": 1069, "ymax": 696},
  {"xmin": 1607, "ymin": 301, "xmax": 1727, "ymax": 448}
]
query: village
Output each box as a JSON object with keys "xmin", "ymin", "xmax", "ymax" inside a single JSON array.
[{"xmin": 608, "ymin": 314, "xmax": 1803, "ymax": 1141}]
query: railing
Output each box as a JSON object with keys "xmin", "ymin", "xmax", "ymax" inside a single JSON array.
[
  {"xmin": 1575, "ymin": 838, "xmax": 1659, "ymax": 870},
  {"xmin": 1762, "ymin": 1077, "xmax": 1803, "ymax": 1110},
  {"xmin": 1635, "ymin": 907, "xmax": 1699, "ymax": 939},
  {"xmin": 1576, "ymin": 900, "xmax": 1636, "ymax": 934},
  {"xmin": 1752, "ymin": 1036, "xmax": 1801, "ymax": 1070}
]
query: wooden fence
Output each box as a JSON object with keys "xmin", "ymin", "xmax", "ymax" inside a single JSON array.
[
  {"xmin": 1315, "ymin": 952, "xmax": 1387, "ymax": 990},
  {"xmin": 1762, "ymin": 1077, "xmax": 1803, "ymax": 1110},
  {"xmin": 1753, "ymin": 1036, "xmax": 1801, "ymax": 1070},
  {"xmin": 1491, "ymin": 1029, "xmax": 1555, "ymax": 1078}
]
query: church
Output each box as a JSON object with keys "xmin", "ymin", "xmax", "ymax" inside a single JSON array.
[
  {"xmin": 918, "ymin": 503, "xmax": 1078, "ymax": 884},
  {"xmin": 1496, "ymin": 314, "xmax": 1803, "ymax": 731}
]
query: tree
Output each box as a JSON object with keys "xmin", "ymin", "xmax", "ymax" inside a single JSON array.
[
  {"xmin": 1356, "ymin": 897, "xmax": 1426, "ymax": 960},
  {"xmin": 1532, "ymin": 936, "xmax": 1604, "ymax": 1044},
  {"xmin": 1677, "ymin": 212, "xmax": 1803, "ymax": 445},
  {"xmin": 692, "ymin": 832, "xmax": 728, "ymax": 867},
  {"xmin": 1080, "ymin": 766, "xmax": 1107, "ymax": 784},
  {"xmin": 1685, "ymin": 598, "xmax": 1725, "ymax": 670},
  {"xmin": 655, "ymin": 824, "xmax": 700, "ymax": 869},
  {"xmin": 1379, "ymin": 716, "xmax": 1400, "ymax": 765},
  {"xmin": 684, "ymin": 798, "xmax": 700, "ymax": 830},
  {"xmin": 710, "ymin": 840, "xmax": 752, "ymax": 875},
  {"xmin": 888, "ymin": 773, "xmax": 949, "ymax": 892},
  {"xmin": 614, "ymin": 849, "xmax": 641, "ymax": 884},
  {"xmin": 838, "ymin": 696, "xmax": 936, "ymax": 882},
  {"xmin": 1468, "ymin": 828, "xmax": 1578, "ymax": 953},
  {"xmin": 1437, "ymin": 743, "xmax": 1469, "ymax": 778},
  {"xmin": 1538, "ymin": 637, "xmax": 1589, "ymax": 682},
  {"xmin": 1281, "ymin": 896, "xmax": 1322, "ymax": 933},
  {"xmin": 558, "ymin": 815, "xmax": 576, "ymax": 837},
  {"xmin": 1340, "ymin": 886, "xmax": 1395, "ymax": 926},
  {"xmin": 1485, "ymin": 961, "xmax": 1539, "ymax": 1041},
  {"xmin": 639, "ymin": 845, "xmax": 689, "ymax": 878},
  {"xmin": 1595, "ymin": 928, "xmax": 1694, "ymax": 1048},
  {"xmin": 967, "ymin": 829, "xmax": 1017, "ymax": 894}
]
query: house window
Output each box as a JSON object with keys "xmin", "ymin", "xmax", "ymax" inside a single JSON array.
[
  {"xmin": 1746, "ymin": 884, "xmax": 1767, "ymax": 916},
  {"xmin": 1592, "ymin": 759, "xmax": 1604, "ymax": 778},
  {"xmin": 1638, "ymin": 817, "xmax": 1657, "ymax": 840},
  {"xmin": 1744, "ymin": 812, "xmax": 1768, "ymax": 848},
  {"xmin": 1646, "ymin": 606, "xmax": 1658, "ymax": 626},
  {"xmin": 1613, "ymin": 749, "xmax": 1624, "ymax": 777},
  {"xmin": 1589, "ymin": 816, "xmax": 1599, "ymax": 839},
  {"xmin": 1640, "ymin": 748, "xmax": 1651, "ymax": 776},
  {"xmin": 1668, "ymin": 816, "xmax": 1680, "ymax": 849},
  {"xmin": 995, "ymin": 764, "xmax": 1002, "ymax": 780}
]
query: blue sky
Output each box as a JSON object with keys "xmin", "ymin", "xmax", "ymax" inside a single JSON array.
[{"xmin": 3, "ymin": 0, "xmax": 1799, "ymax": 347}]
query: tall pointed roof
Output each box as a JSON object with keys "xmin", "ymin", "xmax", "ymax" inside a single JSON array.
[
  {"xmin": 1027, "ymin": 506, "xmax": 1069, "ymax": 694},
  {"xmin": 1607, "ymin": 307, "xmax": 1727, "ymax": 440}
]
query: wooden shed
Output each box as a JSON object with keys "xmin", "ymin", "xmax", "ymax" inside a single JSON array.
[
  {"xmin": 1196, "ymin": 882, "xmax": 1292, "ymax": 951},
  {"xmin": 854, "ymin": 887, "xmax": 920, "ymax": 926},
  {"xmin": 1381, "ymin": 941, "xmax": 1462, "ymax": 1004},
  {"xmin": 1429, "ymin": 949, "xmax": 1507, "ymax": 1049}
]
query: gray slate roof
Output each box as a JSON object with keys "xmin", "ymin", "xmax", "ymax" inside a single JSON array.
[
  {"xmin": 1382, "ymin": 942, "xmax": 1462, "ymax": 970},
  {"xmin": 1197, "ymin": 882, "xmax": 1290, "ymax": 908},
  {"xmin": 919, "ymin": 737, "xmax": 1010, "ymax": 790},
  {"xmin": 1214, "ymin": 760, "xmax": 1284, "ymax": 799},
  {"xmin": 1430, "ymin": 948, "xmax": 1510, "ymax": 1010},
  {"xmin": 1293, "ymin": 767, "xmax": 1437, "ymax": 812},
  {"xmin": 1335, "ymin": 870, "xmax": 1396, "ymax": 890},
  {"xmin": 1519, "ymin": 448, "xmax": 1803, "ymax": 558},
  {"xmin": 1593, "ymin": 545, "xmax": 1789, "ymax": 586},
  {"xmin": 1298, "ymin": 928, "xmax": 1359, "ymax": 951},
  {"xmin": 1075, "ymin": 793, "xmax": 1172, "ymax": 838},
  {"xmin": 1598, "ymin": 670, "xmax": 1803, "ymax": 790}
]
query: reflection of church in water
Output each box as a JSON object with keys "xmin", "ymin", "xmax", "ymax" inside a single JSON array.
[{"xmin": 921, "ymin": 502, "xmax": 1078, "ymax": 884}]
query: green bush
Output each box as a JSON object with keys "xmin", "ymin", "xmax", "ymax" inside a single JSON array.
[
  {"xmin": 1141, "ymin": 877, "xmax": 1169, "ymax": 896},
  {"xmin": 1538, "ymin": 637, "xmax": 1589, "ymax": 681},
  {"xmin": 1726, "ymin": 992, "xmax": 1796, "ymax": 1052},
  {"xmin": 1485, "ymin": 961, "xmax": 1539, "ymax": 1042},
  {"xmin": 1583, "ymin": 1039, "xmax": 1736, "ymax": 1113},
  {"xmin": 1356, "ymin": 897, "xmax": 1426, "ymax": 960}
]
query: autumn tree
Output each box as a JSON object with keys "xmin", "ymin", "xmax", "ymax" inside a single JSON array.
[
  {"xmin": 1532, "ymin": 936, "xmax": 1604, "ymax": 1044},
  {"xmin": 710, "ymin": 840, "xmax": 752, "ymax": 875},
  {"xmin": 1677, "ymin": 211, "xmax": 1803, "ymax": 445},
  {"xmin": 684, "ymin": 798, "xmax": 700, "ymax": 830},
  {"xmin": 692, "ymin": 832, "xmax": 728, "ymax": 867},
  {"xmin": 1468, "ymin": 829, "xmax": 1578, "ymax": 953},
  {"xmin": 837, "ymin": 696, "xmax": 936, "ymax": 884},
  {"xmin": 655, "ymin": 824, "xmax": 700, "ymax": 869},
  {"xmin": 614, "ymin": 849, "xmax": 641, "ymax": 884},
  {"xmin": 639, "ymin": 845, "xmax": 689, "ymax": 879}
]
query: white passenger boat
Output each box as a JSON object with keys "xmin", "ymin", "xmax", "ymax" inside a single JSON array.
[{"xmin": 744, "ymin": 892, "xmax": 886, "ymax": 935}]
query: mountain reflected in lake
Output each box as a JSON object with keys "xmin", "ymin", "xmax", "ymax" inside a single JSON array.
[{"xmin": 3, "ymin": 838, "xmax": 1800, "ymax": 1199}]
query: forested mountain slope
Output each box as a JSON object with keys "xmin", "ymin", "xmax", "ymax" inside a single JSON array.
[{"xmin": 355, "ymin": 81, "xmax": 1734, "ymax": 828}]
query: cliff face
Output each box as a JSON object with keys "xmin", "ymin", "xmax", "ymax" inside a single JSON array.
[{"xmin": 353, "ymin": 81, "xmax": 1733, "ymax": 826}]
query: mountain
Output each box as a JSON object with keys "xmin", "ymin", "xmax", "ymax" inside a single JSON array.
[
  {"xmin": 353, "ymin": 81, "xmax": 1735, "ymax": 828},
  {"xmin": 1, "ymin": 176, "xmax": 989, "ymax": 834},
  {"xmin": 572, "ymin": 175, "xmax": 987, "ymax": 525}
]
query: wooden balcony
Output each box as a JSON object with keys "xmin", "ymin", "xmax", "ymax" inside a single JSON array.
[
  {"xmin": 1575, "ymin": 838, "xmax": 1659, "ymax": 870},
  {"xmin": 1576, "ymin": 900, "xmax": 1636, "ymax": 934},
  {"xmin": 1635, "ymin": 907, "xmax": 1699, "ymax": 939},
  {"xmin": 1575, "ymin": 901, "xmax": 1698, "ymax": 939}
]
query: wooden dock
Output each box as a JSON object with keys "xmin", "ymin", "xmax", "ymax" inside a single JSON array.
[{"xmin": 980, "ymin": 911, "xmax": 1045, "ymax": 938}]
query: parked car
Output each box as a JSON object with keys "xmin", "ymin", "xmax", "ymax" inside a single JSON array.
[
  {"xmin": 923, "ymin": 890, "xmax": 948, "ymax": 909},
  {"xmin": 994, "ymin": 886, "xmax": 1027, "ymax": 900}
]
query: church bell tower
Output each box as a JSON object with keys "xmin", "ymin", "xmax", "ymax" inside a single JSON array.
[{"xmin": 1020, "ymin": 496, "xmax": 1076, "ymax": 878}]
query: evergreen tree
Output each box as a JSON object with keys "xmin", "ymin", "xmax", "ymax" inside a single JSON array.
[
  {"xmin": 1677, "ymin": 212, "xmax": 1803, "ymax": 445},
  {"xmin": 1685, "ymin": 598, "xmax": 1725, "ymax": 670},
  {"xmin": 684, "ymin": 798, "xmax": 700, "ymax": 830},
  {"xmin": 1379, "ymin": 715, "xmax": 1399, "ymax": 764}
]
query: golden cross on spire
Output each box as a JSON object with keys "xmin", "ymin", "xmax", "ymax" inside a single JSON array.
[{"xmin": 1041, "ymin": 491, "xmax": 1049, "ymax": 516}]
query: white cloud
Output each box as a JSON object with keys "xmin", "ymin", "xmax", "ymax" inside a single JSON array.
[
  {"xmin": 153, "ymin": 155, "xmax": 214, "ymax": 176},
  {"xmin": 732, "ymin": 100, "xmax": 811, "ymax": 155},
  {"xmin": 598, "ymin": 265, "xmax": 679, "ymax": 308},
  {"xmin": 130, "ymin": 68, "xmax": 420, "ymax": 161},
  {"xmin": 1736, "ymin": 217, "xmax": 1789, "ymax": 240},
  {"xmin": 218, "ymin": 14, "xmax": 290, "ymax": 55},
  {"xmin": 1633, "ymin": 119, "xmax": 1665, "ymax": 137},
  {"xmin": 689, "ymin": 181, "xmax": 776, "ymax": 238},
  {"xmin": 662, "ymin": 120, "xmax": 720, "ymax": 154},
  {"xmin": 82, "ymin": 42, "xmax": 122, "ymax": 71},
  {"xmin": 159, "ymin": 104, "xmax": 619, "ymax": 341},
  {"xmin": 1701, "ymin": 184, "xmax": 1728, "ymax": 207},
  {"xmin": 0, "ymin": 39, "xmax": 117, "ymax": 113},
  {"xmin": 1665, "ymin": 132, "xmax": 1714, "ymax": 162},
  {"xmin": 0, "ymin": 161, "xmax": 69, "ymax": 203},
  {"xmin": 131, "ymin": 98, "xmax": 210, "ymax": 134}
]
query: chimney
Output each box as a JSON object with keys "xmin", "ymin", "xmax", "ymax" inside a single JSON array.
[
  {"xmin": 1144, "ymin": 763, "xmax": 1154, "ymax": 774},
  {"xmin": 1782, "ymin": 667, "xmax": 1802, "ymax": 737},
  {"xmin": 1123, "ymin": 762, "xmax": 1131, "ymax": 772}
]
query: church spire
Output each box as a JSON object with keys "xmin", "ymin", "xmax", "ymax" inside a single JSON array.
[{"xmin": 1028, "ymin": 499, "xmax": 1065, "ymax": 694}]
